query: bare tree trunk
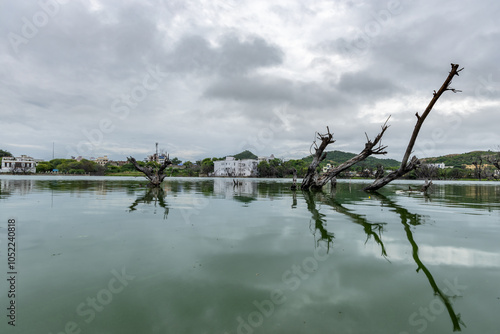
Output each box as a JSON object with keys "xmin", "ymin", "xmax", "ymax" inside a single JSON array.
[
  {"xmin": 471, "ymin": 156, "xmax": 484, "ymax": 180},
  {"xmin": 488, "ymin": 148, "xmax": 500, "ymax": 170},
  {"xmin": 301, "ymin": 119, "xmax": 390, "ymax": 191},
  {"xmin": 374, "ymin": 165, "xmax": 384, "ymax": 179},
  {"xmin": 364, "ymin": 63, "xmax": 463, "ymax": 192},
  {"xmin": 300, "ymin": 126, "xmax": 335, "ymax": 190},
  {"xmin": 489, "ymin": 158, "xmax": 500, "ymax": 170},
  {"xmin": 420, "ymin": 179, "xmax": 433, "ymax": 193},
  {"xmin": 128, "ymin": 156, "xmax": 172, "ymax": 187}
]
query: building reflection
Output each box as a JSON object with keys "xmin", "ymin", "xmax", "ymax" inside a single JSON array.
[
  {"xmin": 213, "ymin": 178, "xmax": 258, "ymax": 202},
  {"xmin": 0, "ymin": 179, "xmax": 35, "ymax": 196}
]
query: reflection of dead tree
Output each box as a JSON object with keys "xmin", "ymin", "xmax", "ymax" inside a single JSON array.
[
  {"xmin": 290, "ymin": 168, "xmax": 298, "ymax": 190},
  {"xmin": 129, "ymin": 187, "xmax": 169, "ymax": 219},
  {"xmin": 365, "ymin": 64, "xmax": 463, "ymax": 191},
  {"xmin": 303, "ymin": 191, "xmax": 389, "ymax": 257},
  {"xmin": 127, "ymin": 155, "xmax": 172, "ymax": 187},
  {"xmin": 303, "ymin": 191, "xmax": 335, "ymax": 252},
  {"xmin": 374, "ymin": 193, "xmax": 465, "ymax": 332},
  {"xmin": 320, "ymin": 194, "xmax": 389, "ymax": 257},
  {"xmin": 301, "ymin": 119, "xmax": 390, "ymax": 191}
]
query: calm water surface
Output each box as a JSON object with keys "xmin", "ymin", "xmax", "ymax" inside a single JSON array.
[{"xmin": 0, "ymin": 176, "xmax": 499, "ymax": 334}]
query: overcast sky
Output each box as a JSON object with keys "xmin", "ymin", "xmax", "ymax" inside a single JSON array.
[{"xmin": 1, "ymin": 0, "xmax": 499, "ymax": 162}]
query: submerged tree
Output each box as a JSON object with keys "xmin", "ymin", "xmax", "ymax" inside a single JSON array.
[
  {"xmin": 301, "ymin": 64, "xmax": 463, "ymax": 192},
  {"xmin": 364, "ymin": 63, "xmax": 463, "ymax": 191},
  {"xmin": 127, "ymin": 156, "xmax": 172, "ymax": 187},
  {"xmin": 301, "ymin": 120, "xmax": 390, "ymax": 191}
]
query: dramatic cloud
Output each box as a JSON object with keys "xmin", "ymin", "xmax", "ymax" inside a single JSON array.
[{"xmin": 1, "ymin": 0, "xmax": 499, "ymax": 162}]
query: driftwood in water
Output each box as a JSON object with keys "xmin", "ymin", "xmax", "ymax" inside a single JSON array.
[
  {"xmin": 301, "ymin": 119, "xmax": 390, "ymax": 191},
  {"xmin": 406, "ymin": 179, "xmax": 433, "ymax": 194},
  {"xmin": 127, "ymin": 155, "xmax": 172, "ymax": 187},
  {"xmin": 364, "ymin": 63, "xmax": 463, "ymax": 192},
  {"xmin": 420, "ymin": 179, "xmax": 433, "ymax": 193}
]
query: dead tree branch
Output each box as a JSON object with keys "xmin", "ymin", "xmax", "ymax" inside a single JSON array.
[
  {"xmin": 301, "ymin": 117, "xmax": 390, "ymax": 191},
  {"xmin": 487, "ymin": 154, "xmax": 500, "ymax": 171},
  {"xmin": 128, "ymin": 155, "xmax": 172, "ymax": 187},
  {"xmin": 300, "ymin": 127, "xmax": 335, "ymax": 190},
  {"xmin": 364, "ymin": 63, "xmax": 463, "ymax": 192}
]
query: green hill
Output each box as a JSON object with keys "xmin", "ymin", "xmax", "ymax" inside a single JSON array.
[
  {"xmin": 232, "ymin": 150, "xmax": 258, "ymax": 160},
  {"xmin": 302, "ymin": 150, "xmax": 401, "ymax": 169},
  {"xmin": 421, "ymin": 150, "xmax": 498, "ymax": 167}
]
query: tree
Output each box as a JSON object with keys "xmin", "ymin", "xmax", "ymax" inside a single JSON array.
[
  {"xmin": 257, "ymin": 161, "xmax": 271, "ymax": 177},
  {"xmin": 200, "ymin": 158, "xmax": 214, "ymax": 175},
  {"xmin": 470, "ymin": 155, "xmax": 484, "ymax": 180},
  {"xmin": 120, "ymin": 163, "xmax": 139, "ymax": 172},
  {"xmin": 106, "ymin": 165, "xmax": 120, "ymax": 173},
  {"xmin": 301, "ymin": 120, "xmax": 389, "ymax": 191},
  {"xmin": 128, "ymin": 155, "xmax": 172, "ymax": 186},
  {"xmin": 415, "ymin": 164, "xmax": 438, "ymax": 180},
  {"xmin": 182, "ymin": 161, "xmax": 200, "ymax": 176},
  {"xmin": 171, "ymin": 157, "xmax": 181, "ymax": 165},
  {"xmin": 36, "ymin": 161, "xmax": 53, "ymax": 173},
  {"xmin": 487, "ymin": 148, "xmax": 500, "ymax": 171},
  {"xmin": 0, "ymin": 149, "xmax": 13, "ymax": 166},
  {"xmin": 364, "ymin": 64, "xmax": 463, "ymax": 191},
  {"xmin": 0, "ymin": 149, "xmax": 12, "ymax": 157},
  {"xmin": 448, "ymin": 167, "xmax": 467, "ymax": 179}
]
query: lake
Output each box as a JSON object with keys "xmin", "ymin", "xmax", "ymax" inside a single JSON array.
[{"xmin": 0, "ymin": 176, "xmax": 499, "ymax": 334}]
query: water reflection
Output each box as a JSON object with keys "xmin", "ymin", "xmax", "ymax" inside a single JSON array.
[
  {"xmin": 301, "ymin": 189, "xmax": 464, "ymax": 332},
  {"xmin": 302, "ymin": 191, "xmax": 388, "ymax": 257},
  {"xmin": 129, "ymin": 187, "xmax": 169, "ymax": 219},
  {"xmin": 375, "ymin": 193, "xmax": 465, "ymax": 331},
  {"xmin": 0, "ymin": 178, "xmax": 35, "ymax": 197},
  {"xmin": 303, "ymin": 191, "xmax": 335, "ymax": 251},
  {"xmin": 0, "ymin": 177, "xmax": 495, "ymax": 333}
]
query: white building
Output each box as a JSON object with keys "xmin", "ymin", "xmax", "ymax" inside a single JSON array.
[
  {"xmin": 428, "ymin": 163, "xmax": 445, "ymax": 169},
  {"xmin": 95, "ymin": 155, "xmax": 109, "ymax": 166},
  {"xmin": 213, "ymin": 157, "xmax": 259, "ymax": 177},
  {"xmin": 0, "ymin": 155, "xmax": 37, "ymax": 173}
]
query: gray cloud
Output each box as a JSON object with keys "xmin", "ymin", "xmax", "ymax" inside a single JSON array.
[
  {"xmin": 0, "ymin": 0, "xmax": 499, "ymax": 162},
  {"xmin": 164, "ymin": 34, "xmax": 284, "ymax": 76}
]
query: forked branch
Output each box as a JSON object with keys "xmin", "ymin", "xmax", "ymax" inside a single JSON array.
[
  {"xmin": 301, "ymin": 117, "xmax": 391, "ymax": 191},
  {"xmin": 364, "ymin": 63, "xmax": 463, "ymax": 191}
]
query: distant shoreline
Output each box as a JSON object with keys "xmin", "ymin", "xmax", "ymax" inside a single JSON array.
[{"xmin": 0, "ymin": 173, "xmax": 498, "ymax": 182}]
